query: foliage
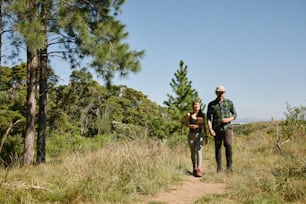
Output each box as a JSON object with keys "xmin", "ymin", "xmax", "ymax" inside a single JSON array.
[
  {"xmin": 0, "ymin": 133, "xmax": 23, "ymax": 167},
  {"xmin": 0, "ymin": 77, "xmax": 26, "ymax": 166},
  {"xmin": 0, "ymin": 64, "xmax": 26, "ymax": 92},
  {"xmin": 5, "ymin": 1, "xmax": 145, "ymax": 82},
  {"xmin": 47, "ymin": 69, "xmax": 168, "ymax": 138},
  {"xmin": 233, "ymin": 122, "xmax": 268, "ymax": 136},
  {"xmin": 55, "ymin": 0, "xmax": 145, "ymax": 85},
  {"xmin": 281, "ymin": 103, "xmax": 306, "ymax": 139},
  {"xmin": 2, "ymin": 0, "xmax": 145, "ymax": 164},
  {"xmin": 0, "ymin": 63, "xmax": 170, "ymax": 164},
  {"xmin": 0, "ymin": 110, "xmax": 24, "ymax": 136}
]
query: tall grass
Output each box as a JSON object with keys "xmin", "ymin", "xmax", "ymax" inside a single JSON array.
[
  {"xmin": 0, "ymin": 138, "xmax": 189, "ymax": 204},
  {"xmin": 0, "ymin": 121, "xmax": 305, "ymax": 203},
  {"xmin": 196, "ymin": 121, "xmax": 306, "ymax": 204}
]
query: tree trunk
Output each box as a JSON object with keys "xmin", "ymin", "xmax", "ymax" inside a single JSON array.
[
  {"xmin": 24, "ymin": 49, "xmax": 38, "ymax": 165},
  {"xmin": 0, "ymin": 1, "xmax": 2, "ymax": 66},
  {"xmin": 37, "ymin": 48, "xmax": 47, "ymax": 163},
  {"xmin": 37, "ymin": 2, "xmax": 48, "ymax": 164}
]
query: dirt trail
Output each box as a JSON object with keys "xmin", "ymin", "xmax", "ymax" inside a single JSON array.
[{"xmin": 139, "ymin": 174, "xmax": 226, "ymax": 204}]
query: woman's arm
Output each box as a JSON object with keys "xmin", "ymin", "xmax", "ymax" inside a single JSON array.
[{"xmin": 185, "ymin": 112, "xmax": 190, "ymax": 128}]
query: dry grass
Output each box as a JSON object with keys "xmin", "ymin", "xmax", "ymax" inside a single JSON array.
[
  {"xmin": 196, "ymin": 121, "xmax": 306, "ymax": 204},
  {"xmin": 0, "ymin": 121, "xmax": 305, "ymax": 203},
  {"xmin": 0, "ymin": 138, "xmax": 190, "ymax": 204}
]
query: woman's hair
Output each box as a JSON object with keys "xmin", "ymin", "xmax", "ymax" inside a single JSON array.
[
  {"xmin": 192, "ymin": 100, "xmax": 200, "ymax": 106},
  {"xmin": 197, "ymin": 107, "xmax": 204, "ymax": 117},
  {"xmin": 192, "ymin": 99, "xmax": 204, "ymax": 117}
]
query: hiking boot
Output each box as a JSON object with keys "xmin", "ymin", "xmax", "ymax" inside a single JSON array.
[
  {"xmin": 195, "ymin": 169, "xmax": 202, "ymax": 177},
  {"xmin": 192, "ymin": 169, "xmax": 197, "ymax": 177},
  {"xmin": 217, "ymin": 167, "xmax": 223, "ymax": 173},
  {"xmin": 226, "ymin": 167, "xmax": 233, "ymax": 173}
]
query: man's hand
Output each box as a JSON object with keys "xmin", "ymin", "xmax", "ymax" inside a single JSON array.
[
  {"xmin": 209, "ymin": 128, "xmax": 216, "ymax": 136},
  {"xmin": 222, "ymin": 117, "xmax": 233, "ymax": 124}
]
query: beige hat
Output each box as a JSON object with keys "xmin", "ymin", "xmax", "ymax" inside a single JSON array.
[{"xmin": 215, "ymin": 85, "xmax": 226, "ymax": 92}]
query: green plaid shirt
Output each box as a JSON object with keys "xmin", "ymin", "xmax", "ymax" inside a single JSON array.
[{"xmin": 207, "ymin": 98, "xmax": 237, "ymax": 129}]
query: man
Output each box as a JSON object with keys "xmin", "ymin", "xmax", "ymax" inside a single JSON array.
[{"xmin": 207, "ymin": 85, "xmax": 237, "ymax": 173}]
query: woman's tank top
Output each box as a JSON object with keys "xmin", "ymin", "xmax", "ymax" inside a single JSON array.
[{"xmin": 189, "ymin": 112, "xmax": 202, "ymax": 133}]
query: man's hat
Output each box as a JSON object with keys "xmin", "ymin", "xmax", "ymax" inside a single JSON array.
[{"xmin": 215, "ymin": 85, "xmax": 226, "ymax": 92}]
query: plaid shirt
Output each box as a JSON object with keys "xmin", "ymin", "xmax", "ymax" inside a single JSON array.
[{"xmin": 207, "ymin": 98, "xmax": 237, "ymax": 129}]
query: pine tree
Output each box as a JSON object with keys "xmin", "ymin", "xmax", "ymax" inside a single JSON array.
[
  {"xmin": 14, "ymin": 0, "xmax": 43, "ymax": 165},
  {"xmin": 5, "ymin": 0, "xmax": 144, "ymax": 164},
  {"xmin": 164, "ymin": 60, "xmax": 199, "ymax": 136},
  {"xmin": 55, "ymin": 0, "xmax": 144, "ymax": 86}
]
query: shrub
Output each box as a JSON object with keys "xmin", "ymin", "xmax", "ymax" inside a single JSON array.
[
  {"xmin": 0, "ymin": 133, "xmax": 23, "ymax": 167},
  {"xmin": 282, "ymin": 103, "xmax": 306, "ymax": 140}
]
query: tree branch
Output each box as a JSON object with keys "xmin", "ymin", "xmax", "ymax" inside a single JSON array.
[{"xmin": 0, "ymin": 119, "xmax": 22, "ymax": 154}]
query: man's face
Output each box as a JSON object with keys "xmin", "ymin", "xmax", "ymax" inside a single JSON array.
[{"xmin": 216, "ymin": 91, "xmax": 225, "ymax": 98}]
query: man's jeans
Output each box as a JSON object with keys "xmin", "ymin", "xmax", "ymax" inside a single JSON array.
[{"xmin": 214, "ymin": 127, "xmax": 233, "ymax": 171}]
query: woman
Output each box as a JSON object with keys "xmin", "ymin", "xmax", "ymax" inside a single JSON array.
[{"xmin": 185, "ymin": 100, "xmax": 207, "ymax": 177}]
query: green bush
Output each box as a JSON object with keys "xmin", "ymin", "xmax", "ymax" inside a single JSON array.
[
  {"xmin": 47, "ymin": 133, "xmax": 88, "ymax": 158},
  {"xmin": 0, "ymin": 134, "xmax": 23, "ymax": 167},
  {"xmin": 46, "ymin": 133, "xmax": 113, "ymax": 159},
  {"xmin": 111, "ymin": 121, "xmax": 146, "ymax": 139},
  {"xmin": 281, "ymin": 104, "xmax": 306, "ymax": 139}
]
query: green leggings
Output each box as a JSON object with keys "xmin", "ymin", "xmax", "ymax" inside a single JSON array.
[{"xmin": 188, "ymin": 132, "xmax": 203, "ymax": 170}]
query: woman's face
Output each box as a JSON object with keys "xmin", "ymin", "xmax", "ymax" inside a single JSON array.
[{"xmin": 193, "ymin": 102, "xmax": 200, "ymax": 112}]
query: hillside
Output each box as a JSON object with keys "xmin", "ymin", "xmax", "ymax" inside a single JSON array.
[{"xmin": 0, "ymin": 121, "xmax": 305, "ymax": 203}]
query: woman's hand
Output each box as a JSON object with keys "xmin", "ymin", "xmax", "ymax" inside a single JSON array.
[
  {"xmin": 190, "ymin": 124, "xmax": 199, "ymax": 129},
  {"xmin": 196, "ymin": 117, "xmax": 203, "ymax": 124}
]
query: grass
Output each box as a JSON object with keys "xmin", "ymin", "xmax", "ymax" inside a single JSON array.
[
  {"xmin": 196, "ymin": 121, "xmax": 306, "ymax": 204},
  {"xmin": 0, "ymin": 121, "xmax": 305, "ymax": 203},
  {"xmin": 0, "ymin": 138, "xmax": 189, "ymax": 204}
]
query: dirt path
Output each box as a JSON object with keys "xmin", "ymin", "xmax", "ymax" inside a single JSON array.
[{"xmin": 139, "ymin": 174, "xmax": 226, "ymax": 204}]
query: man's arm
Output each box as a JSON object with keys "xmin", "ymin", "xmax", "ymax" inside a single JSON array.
[
  {"xmin": 207, "ymin": 119, "xmax": 216, "ymax": 136},
  {"xmin": 206, "ymin": 104, "xmax": 216, "ymax": 136},
  {"xmin": 231, "ymin": 101, "xmax": 237, "ymax": 120},
  {"xmin": 222, "ymin": 100, "xmax": 237, "ymax": 123}
]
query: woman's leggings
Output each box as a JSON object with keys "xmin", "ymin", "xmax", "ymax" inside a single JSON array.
[{"xmin": 188, "ymin": 132, "xmax": 203, "ymax": 169}]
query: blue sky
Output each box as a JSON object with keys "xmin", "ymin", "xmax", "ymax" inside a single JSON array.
[{"xmin": 42, "ymin": 1, "xmax": 306, "ymax": 121}]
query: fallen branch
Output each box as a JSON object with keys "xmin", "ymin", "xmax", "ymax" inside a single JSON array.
[
  {"xmin": 1, "ymin": 182, "xmax": 53, "ymax": 193},
  {"xmin": 275, "ymin": 123, "xmax": 290, "ymax": 152},
  {"xmin": 280, "ymin": 139, "xmax": 290, "ymax": 146}
]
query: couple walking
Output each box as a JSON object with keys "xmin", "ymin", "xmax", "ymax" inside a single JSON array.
[{"xmin": 185, "ymin": 85, "xmax": 237, "ymax": 177}]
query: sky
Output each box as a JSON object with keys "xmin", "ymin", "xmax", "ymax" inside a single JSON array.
[{"xmin": 34, "ymin": 1, "xmax": 306, "ymax": 121}]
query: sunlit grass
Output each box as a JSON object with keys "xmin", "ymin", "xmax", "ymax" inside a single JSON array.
[
  {"xmin": 196, "ymin": 121, "xmax": 306, "ymax": 204},
  {"xmin": 0, "ymin": 121, "xmax": 305, "ymax": 203},
  {"xmin": 0, "ymin": 138, "xmax": 190, "ymax": 203}
]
